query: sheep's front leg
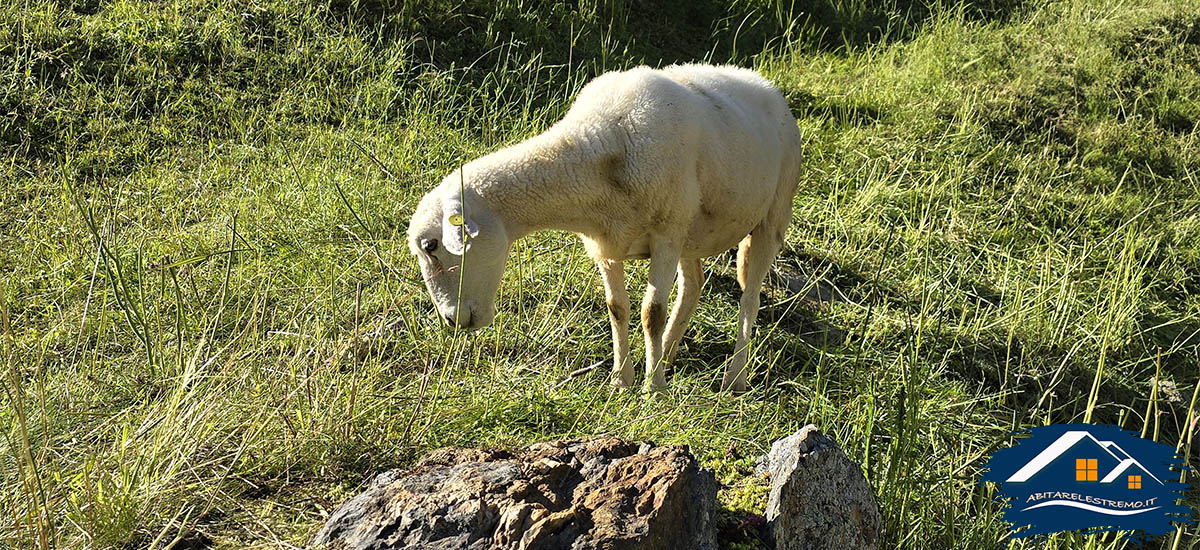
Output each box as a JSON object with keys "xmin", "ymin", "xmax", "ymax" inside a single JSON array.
[
  {"xmin": 643, "ymin": 242, "xmax": 681, "ymax": 392},
  {"xmin": 662, "ymin": 258, "xmax": 704, "ymax": 365},
  {"xmin": 596, "ymin": 258, "xmax": 633, "ymax": 387}
]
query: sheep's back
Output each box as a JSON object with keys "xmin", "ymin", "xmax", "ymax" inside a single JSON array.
[{"xmin": 557, "ymin": 65, "xmax": 800, "ymax": 258}]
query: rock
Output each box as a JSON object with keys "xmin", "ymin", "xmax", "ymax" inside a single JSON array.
[
  {"xmin": 760, "ymin": 425, "xmax": 881, "ymax": 550},
  {"xmin": 311, "ymin": 437, "xmax": 718, "ymax": 550},
  {"xmin": 770, "ymin": 266, "xmax": 843, "ymax": 306}
]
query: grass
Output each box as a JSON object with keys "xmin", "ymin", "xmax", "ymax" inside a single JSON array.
[{"xmin": 2, "ymin": 0, "xmax": 1199, "ymax": 548}]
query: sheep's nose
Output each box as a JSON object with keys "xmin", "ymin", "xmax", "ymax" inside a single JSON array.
[{"xmin": 443, "ymin": 313, "xmax": 457, "ymax": 328}]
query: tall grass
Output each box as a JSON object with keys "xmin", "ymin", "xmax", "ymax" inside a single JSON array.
[{"xmin": 2, "ymin": 0, "xmax": 1199, "ymax": 548}]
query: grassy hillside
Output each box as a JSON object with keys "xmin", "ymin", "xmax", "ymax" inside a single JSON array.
[{"xmin": 2, "ymin": 0, "xmax": 1199, "ymax": 548}]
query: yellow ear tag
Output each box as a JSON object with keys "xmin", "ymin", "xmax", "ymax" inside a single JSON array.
[{"xmin": 448, "ymin": 214, "xmax": 464, "ymax": 227}]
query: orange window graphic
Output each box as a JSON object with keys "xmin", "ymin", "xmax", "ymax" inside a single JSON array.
[
  {"xmin": 1128, "ymin": 475, "xmax": 1142, "ymax": 489},
  {"xmin": 1075, "ymin": 458, "xmax": 1098, "ymax": 481}
]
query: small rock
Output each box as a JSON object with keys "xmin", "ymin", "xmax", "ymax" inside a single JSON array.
[
  {"xmin": 760, "ymin": 425, "xmax": 882, "ymax": 550},
  {"xmin": 311, "ymin": 437, "xmax": 717, "ymax": 550}
]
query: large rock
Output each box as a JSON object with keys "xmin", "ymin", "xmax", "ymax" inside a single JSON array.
[
  {"xmin": 759, "ymin": 425, "xmax": 881, "ymax": 549},
  {"xmin": 311, "ymin": 437, "xmax": 718, "ymax": 550}
]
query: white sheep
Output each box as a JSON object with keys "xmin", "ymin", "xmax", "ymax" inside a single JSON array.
[{"xmin": 407, "ymin": 63, "xmax": 801, "ymax": 393}]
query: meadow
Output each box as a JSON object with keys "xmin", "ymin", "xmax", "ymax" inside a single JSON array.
[{"xmin": 2, "ymin": 0, "xmax": 1199, "ymax": 548}]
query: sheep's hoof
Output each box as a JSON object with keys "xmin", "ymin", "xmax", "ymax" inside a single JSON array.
[
  {"xmin": 610, "ymin": 376, "xmax": 634, "ymax": 389},
  {"xmin": 642, "ymin": 382, "xmax": 668, "ymax": 394},
  {"xmin": 719, "ymin": 377, "xmax": 747, "ymax": 395}
]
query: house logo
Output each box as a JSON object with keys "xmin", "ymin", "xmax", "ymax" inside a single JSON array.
[{"xmin": 981, "ymin": 424, "xmax": 1193, "ymax": 541}]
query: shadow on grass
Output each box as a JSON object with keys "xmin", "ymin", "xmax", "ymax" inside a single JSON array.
[
  {"xmin": 665, "ymin": 249, "xmax": 852, "ymax": 389},
  {"xmin": 327, "ymin": 0, "xmax": 1031, "ymax": 66},
  {"xmin": 10, "ymin": 0, "xmax": 1028, "ymax": 176},
  {"xmin": 786, "ymin": 89, "xmax": 887, "ymax": 128}
]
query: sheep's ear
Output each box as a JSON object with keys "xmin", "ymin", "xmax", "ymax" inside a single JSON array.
[{"xmin": 442, "ymin": 209, "xmax": 479, "ymax": 255}]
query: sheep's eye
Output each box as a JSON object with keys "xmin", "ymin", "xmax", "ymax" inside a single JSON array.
[{"xmin": 422, "ymin": 238, "xmax": 438, "ymax": 253}]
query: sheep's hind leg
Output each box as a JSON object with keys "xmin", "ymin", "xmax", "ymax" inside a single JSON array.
[
  {"xmin": 642, "ymin": 240, "xmax": 682, "ymax": 392},
  {"xmin": 723, "ymin": 230, "xmax": 781, "ymax": 394},
  {"xmin": 662, "ymin": 258, "xmax": 704, "ymax": 366},
  {"xmin": 596, "ymin": 258, "xmax": 633, "ymax": 388}
]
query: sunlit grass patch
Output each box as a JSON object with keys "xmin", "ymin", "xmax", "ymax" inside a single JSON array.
[{"xmin": 3, "ymin": 0, "xmax": 1199, "ymax": 548}]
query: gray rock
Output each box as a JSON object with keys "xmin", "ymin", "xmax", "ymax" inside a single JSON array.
[
  {"xmin": 761, "ymin": 425, "xmax": 882, "ymax": 550},
  {"xmin": 311, "ymin": 437, "xmax": 718, "ymax": 550}
]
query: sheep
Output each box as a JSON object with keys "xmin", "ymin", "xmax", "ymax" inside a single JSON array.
[{"xmin": 407, "ymin": 63, "xmax": 801, "ymax": 393}]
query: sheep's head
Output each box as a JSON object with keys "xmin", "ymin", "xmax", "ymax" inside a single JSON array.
[{"xmin": 407, "ymin": 180, "xmax": 509, "ymax": 329}]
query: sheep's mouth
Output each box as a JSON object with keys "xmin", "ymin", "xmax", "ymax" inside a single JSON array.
[{"xmin": 443, "ymin": 310, "xmax": 475, "ymax": 329}]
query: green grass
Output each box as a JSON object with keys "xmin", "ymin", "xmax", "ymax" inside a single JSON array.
[{"xmin": 3, "ymin": 0, "xmax": 1199, "ymax": 548}]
